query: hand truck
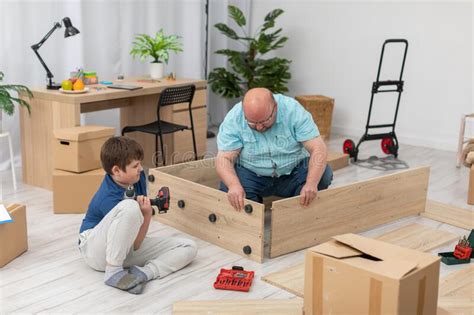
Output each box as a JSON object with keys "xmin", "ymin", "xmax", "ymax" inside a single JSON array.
[{"xmin": 343, "ymin": 39, "xmax": 408, "ymax": 162}]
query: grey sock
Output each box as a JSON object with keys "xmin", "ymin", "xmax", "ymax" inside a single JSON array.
[
  {"xmin": 105, "ymin": 269, "xmax": 141, "ymax": 291},
  {"xmin": 127, "ymin": 265, "xmax": 153, "ymax": 295},
  {"xmin": 104, "ymin": 265, "xmax": 123, "ymax": 282},
  {"xmin": 129, "ymin": 265, "xmax": 154, "ymax": 281},
  {"xmin": 127, "ymin": 282, "xmax": 145, "ymax": 295}
]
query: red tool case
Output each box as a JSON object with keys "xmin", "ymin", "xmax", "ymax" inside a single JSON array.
[{"xmin": 213, "ymin": 266, "xmax": 254, "ymax": 292}]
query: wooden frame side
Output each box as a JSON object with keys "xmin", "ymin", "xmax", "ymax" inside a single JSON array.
[
  {"xmin": 154, "ymin": 157, "xmax": 217, "ymax": 183},
  {"xmin": 269, "ymin": 166, "xmax": 430, "ymax": 258},
  {"xmin": 422, "ymin": 200, "xmax": 473, "ymax": 230},
  {"xmin": 149, "ymin": 169, "xmax": 265, "ymax": 262}
]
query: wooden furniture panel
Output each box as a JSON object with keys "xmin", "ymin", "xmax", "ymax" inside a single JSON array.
[
  {"xmin": 469, "ymin": 165, "xmax": 474, "ymax": 204},
  {"xmin": 173, "ymin": 299, "xmax": 303, "ymax": 315},
  {"xmin": 422, "ymin": 200, "xmax": 474, "ymax": 230},
  {"xmin": 156, "ymin": 157, "xmax": 219, "ymax": 188},
  {"xmin": 438, "ymin": 266, "xmax": 474, "ymax": 315},
  {"xmin": 263, "ymin": 222, "xmax": 458, "ymax": 298},
  {"xmin": 270, "ymin": 166, "xmax": 430, "ymax": 257},
  {"xmin": 81, "ymin": 98, "xmax": 131, "ymax": 113},
  {"xmin": 376, "ymin": 223, "xmax": 458, "ymax": 251},
  {"xmin": 20, "ymin": 99, "xmax": 80, "ymax": 189},
  {"xmin": 149, "ymin": 168, "xmax": 265, "ymax": 262}
]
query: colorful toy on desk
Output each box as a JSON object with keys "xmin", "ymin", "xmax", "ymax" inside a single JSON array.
[
  {"xmin": 83, "ymin": 71, "xmax": 98, "ymax": 85},
  {"xmin": 99, "ymin": 81, "xmax": 113, "ymax": 85}
]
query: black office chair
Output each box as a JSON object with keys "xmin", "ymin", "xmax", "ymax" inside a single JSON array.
[{"xmin": 122, "ymin": 85, "xmax": 197, "ymax": 166}]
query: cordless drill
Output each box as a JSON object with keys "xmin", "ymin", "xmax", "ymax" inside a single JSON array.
[{"xmin": 124, "ymin": 185, "xmax": 170, "ymax": 215}]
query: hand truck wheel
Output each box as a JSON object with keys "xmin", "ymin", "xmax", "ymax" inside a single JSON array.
[
  {"xmin": 343, "ymin": 139, "xmax": 359, "ymax": 161},
  {"xmin": 381, "ymin": 137, "xmax": 398, "ymax": 156}
]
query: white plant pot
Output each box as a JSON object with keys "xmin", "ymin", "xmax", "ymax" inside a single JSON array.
[{"xmin": 150, "ymin": 62, "xmax": 164, "ymax": 80}]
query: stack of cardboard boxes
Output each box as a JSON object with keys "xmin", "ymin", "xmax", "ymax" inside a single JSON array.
[{"xmin": 52, "ymin": 125, "xmax": 115, "ymax": 214}]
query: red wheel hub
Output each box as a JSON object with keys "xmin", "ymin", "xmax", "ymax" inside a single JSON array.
[
  {"xmin": 343, "ymin": 139, "xmax": 355, "ymax": 154},
  {"xmin": 381, "ymin": 137, "xmax": 394, "ymax": 154}
]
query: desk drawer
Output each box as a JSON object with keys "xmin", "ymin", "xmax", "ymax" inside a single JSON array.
[
  {"xmin": 172, "ymin": 89, "xmax": 206, "ymax": 112},
  {"xmin": 81, "ymin": 98, "xmax": 131, "ymax": 113}
]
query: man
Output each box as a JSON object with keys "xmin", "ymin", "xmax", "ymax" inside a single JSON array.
[{"xmin": 216, "ymin": 88, "xmax": 333, "ymax": 210}]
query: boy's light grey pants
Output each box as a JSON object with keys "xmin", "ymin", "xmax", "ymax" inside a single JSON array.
[{"xmin": 78, "ymin": 199, "xmax": 197, "ymax": 279}]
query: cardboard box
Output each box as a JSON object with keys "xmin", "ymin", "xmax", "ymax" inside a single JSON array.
[
  {"xmin": 53, "ymin": 125, "xmax": 115, "ymax": 173},
  {"xmin": 0, "ymin": 204, "xmax": 28, "ymax": 268},
  {"xmin": 295, "ymin": 95, "xmax": 334, "ymax": 140},
  {"xmin": 468, "ymin": 165, "xmax": 474, "ymax": 205},
  {"xmin": 304, "ymin": 233, "xmax": 440, "ymax": 315},
  {"xmin": 53, "ymin": 168, "xmax": 105, "ymax": 214}
]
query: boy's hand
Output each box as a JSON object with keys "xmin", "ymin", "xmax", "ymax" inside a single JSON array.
[{"xmin": 136, "ymin": 195, "xmax": 153, "ymax": 217}]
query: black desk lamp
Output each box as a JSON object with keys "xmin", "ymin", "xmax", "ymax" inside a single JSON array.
[{"xmin": 31, "ymin": 17, "xmax": 80, "ymax": 90}]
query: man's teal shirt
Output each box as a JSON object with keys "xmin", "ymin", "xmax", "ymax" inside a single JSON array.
[{"xmin": 217, "ymin": 94, "xmax": 319, "ymax": 177}]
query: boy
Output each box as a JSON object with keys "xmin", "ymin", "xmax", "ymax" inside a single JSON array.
[{"xmin": 78, "ymin": 136, "xmax": 197, "ymax": 294}]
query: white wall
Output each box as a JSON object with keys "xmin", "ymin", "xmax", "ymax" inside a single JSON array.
[{"xmin": 250, "ymin": 0, "xmax": 473, "ymax": 151}]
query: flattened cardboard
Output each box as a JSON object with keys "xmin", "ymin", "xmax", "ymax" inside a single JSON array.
[
  {"xmin": 0, "ymin": 204, "xmax": 28, "ymax": 267},
  {"xmin": 304, "ymin": 233, "xmax": 440, "ymax": 315}
]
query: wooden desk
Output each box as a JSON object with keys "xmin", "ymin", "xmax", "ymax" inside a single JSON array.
[{"xmin": 20, "ymin": 78, "xmax": 207, "ymax": 190}]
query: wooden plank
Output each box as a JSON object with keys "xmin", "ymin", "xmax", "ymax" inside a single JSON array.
[
  {"xmin": 376, "ymin": 223, "xmax": 458, "ymax": 252},
  {"xmin": 438, "ymin": 266, "xmax": 474, "ymax": 315},
  {"xmin": 270, "ymin": 166, "xmax": 430, "ymax": 257},
  {"xmin": 422, "ymin": 200, "xmax": 474, "ymax": 230},
  {"xmin": 172, "ymin": 299, "xmax": 303, "ymax": 315},
  {"xmin": 261, "ymin": 262, "xmax": 306, "ymax": 297},
  {"xmin": 437, "ymin": 297, "xmax": 474, "ymax": 315},
  {"xmin": 263, "ymin": 222, "xmax": 455, "ymax": 297},
  {"xmin": 149, "ymin": 168, "xmax": 265, "ymax": 262},
  {"xmin": 439, "ymin": 265, "xmax": 473, "ymax": 298},
  {"xmin": 326, "ymin": 151, "xmax": 348, "ymax": 171},
  {"xmin": 155, "ymin": 158, "xmax": 218, "ymax": 185}
]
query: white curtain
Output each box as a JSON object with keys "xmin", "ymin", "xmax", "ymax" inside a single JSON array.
[
  {"xmin": 0, "ymin": 0, "xmax": 250, "ymax": 171},
  {"xmin": 207, "ymin": 0, "xmax": 251, "ymax": 126}
]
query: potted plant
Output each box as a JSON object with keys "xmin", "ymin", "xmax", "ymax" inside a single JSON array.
[
  {"xmin": 208, "ymin": 5, "xmax": 291, "ymax": 99},
  {"xmin": 0, "ymin": 71, "xmax": 33, "ymax": 123},
  {"xmin": 130, "ymin": 29, "xmax": 183, "ymax": 80}
]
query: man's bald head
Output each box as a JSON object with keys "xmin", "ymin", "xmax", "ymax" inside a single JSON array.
[{"xmin": 242, "ymin": 88, "xmax": 276, "ymax": 124}]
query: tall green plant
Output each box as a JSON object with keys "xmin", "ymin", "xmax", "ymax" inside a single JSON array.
[
  {"xmin": 0, "ymin": 71, "xmax": 32, "ymax": 116},
  {"xmin": 130, "ymin": 29, "xmax": 183, "ymax": 64},
  {"xmin": 208, "ymin": 5, "xmax": 291, "ymax": 99}
]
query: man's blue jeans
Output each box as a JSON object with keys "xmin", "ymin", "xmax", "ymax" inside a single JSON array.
[{"xmin": 219, "ymin": 157, "xmax": 333, "ymax": 203}]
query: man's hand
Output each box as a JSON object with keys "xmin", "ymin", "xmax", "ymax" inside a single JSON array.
[
  {"xmin": 299, "ymin": 183, "xmax": 318, "ymax": 206},
  {"xmin": 228, "ymin": 184, "xmax": 245, "ymax": 211},
  {"xmin": 136, "ymin": 195, "xmax": 153, "ymax": 217}
]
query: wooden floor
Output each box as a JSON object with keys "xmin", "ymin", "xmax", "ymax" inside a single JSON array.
[{"xmin": 0, "ymin": 133, "xmax": 472, "ymax": 314}]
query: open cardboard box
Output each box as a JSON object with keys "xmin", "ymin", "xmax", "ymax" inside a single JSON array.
[{"xmin": 304, "ymin": 233, "xmax": 440, "ymax": 315}]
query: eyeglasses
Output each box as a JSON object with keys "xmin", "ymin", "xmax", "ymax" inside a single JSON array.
[{"xmin": 246, "ymin": 102, "xmax": 277, "ymax": 129}]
